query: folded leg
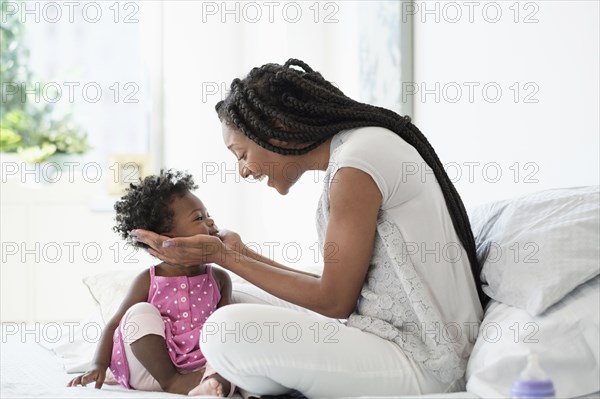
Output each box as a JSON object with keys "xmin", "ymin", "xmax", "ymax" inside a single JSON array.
[{"xmin": 199, "ymin": 303, "xmax": 451, "ymax": 398}]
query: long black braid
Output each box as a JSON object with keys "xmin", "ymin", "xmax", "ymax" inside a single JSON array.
[{"xmin": 216, "ymin": 59, "xmax": 489, "ymax": 309}]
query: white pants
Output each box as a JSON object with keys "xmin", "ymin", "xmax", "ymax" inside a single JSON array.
[{"xmin": 200, "ymin": 285, "xmax": 461, "ymax": 398}]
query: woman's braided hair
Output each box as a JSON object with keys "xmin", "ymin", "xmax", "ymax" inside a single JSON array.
[{"xmin": 216, "ymin": 59, "xmax": 488, "ymax": 308}]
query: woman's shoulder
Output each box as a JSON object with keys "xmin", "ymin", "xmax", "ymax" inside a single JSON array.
[
  {"xmin": 333, "ymin": 126, "xmax": 419, "ymax": 161},
  {"xmin": 337, "ymin": 126, "xmax": 403, "ymax": 143},
  {"xmin": 327, "ymin": 126, "xmax": 427, "ymax": 207},
  {"xmin": 339, "ymin": 125, "xmax": 397, "ymax": 138}
]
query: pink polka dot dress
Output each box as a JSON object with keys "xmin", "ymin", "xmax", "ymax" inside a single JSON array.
[{"xmin": 110, "ymin": 265, "xmax": 221, "ymax": 388}]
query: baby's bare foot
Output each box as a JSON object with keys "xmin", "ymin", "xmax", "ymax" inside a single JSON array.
[
  {"xmin": 189, "ymin": 377, "xmax": 222, "ymax": 396},
  {"xmin": 188, "ymin": 374, "xmax": 231, "ymax": 397},
  {"xmin": 163, "ymin": 370, "xmax": 203, "ymax": 395}
]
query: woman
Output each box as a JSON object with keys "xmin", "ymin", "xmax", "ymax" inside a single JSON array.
[{"xmin": 134, "ymin": 59, "xmax": 486, "ymax": 398}]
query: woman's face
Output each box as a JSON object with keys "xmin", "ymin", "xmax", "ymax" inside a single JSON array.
[{"xmin": 222, "ymin": 122, "xmax": 305, "ymax": 195}]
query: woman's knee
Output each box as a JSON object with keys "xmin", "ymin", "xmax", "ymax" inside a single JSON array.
[
  {"xmin": 199, "ymin": 304, "xmax": 270, "ymax": 360},
  {"xmin": 199, "ymin": 304, "xmax": 241, "ymax": 358}
]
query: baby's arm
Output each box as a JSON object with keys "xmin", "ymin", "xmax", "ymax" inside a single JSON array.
[
  {"xmin": 212, "ymin": 266, "xmax": 232, "ymax": 308},
  {"xmin": 67, "ymin": 269, "xmax": 150, "ymax": 389}
]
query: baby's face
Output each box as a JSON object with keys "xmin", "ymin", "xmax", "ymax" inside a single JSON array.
[{"xmin": 163, "ymin": 191, "xmax": 218, "ymax": 238}]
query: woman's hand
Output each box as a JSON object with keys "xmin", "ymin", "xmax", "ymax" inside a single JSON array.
[
  {"xmin": 131, "ymin": 229, "xmax": 226, "ymax": 266},
  {"xmin": 216, "ymin": 229, "xmax": 244, "ymax": 251},
  {"xmin": 67, "ymin": 366, "xmax": 106, "ymax": 389}
]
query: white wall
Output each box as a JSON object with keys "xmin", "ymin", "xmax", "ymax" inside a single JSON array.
[
  {"xmin": 411, "ymin": 0, "xmax": 599, "ymax": 208},
  {"xmin": 0, "ymin": 172, "xmax": 154, "ymax": 323}
]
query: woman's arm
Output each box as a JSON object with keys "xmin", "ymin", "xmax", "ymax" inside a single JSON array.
[
  {"xmin": 137, "ymin": 168, "xmax": 381, "ymax": 318},
  {"xmin": 237, "ymin": 244, "xmax": 321, "ymax": 278},
  {"xmin": 67, "ymin": 270, "xmax": 150, "ymax": 388},
  {"xmin": 218, "ymin": 167, "xmax": 381, "ymax": 318},
  {"xmin": 216, "ymin": 230, "xmax": 320, "ymax": 278}
]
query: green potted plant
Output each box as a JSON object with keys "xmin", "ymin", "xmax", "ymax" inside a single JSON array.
[{"xmin": 0, "ymin": 0, "xmax": 90, "ymax": 163}]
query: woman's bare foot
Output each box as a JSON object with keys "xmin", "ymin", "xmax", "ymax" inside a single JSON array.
[{"xmin": 188, "ymin": 373, "xmax": 231, "ymax": 397}]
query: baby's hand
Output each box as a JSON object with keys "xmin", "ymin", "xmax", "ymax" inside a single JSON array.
[{"xmin": 66, "ymin": 366, "xmax": 106, "ymax": 389}]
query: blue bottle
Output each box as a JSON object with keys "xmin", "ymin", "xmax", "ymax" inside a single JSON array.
[{"xmin": 511, "ymin": 353, "xmax": 556, "ymax": 398}]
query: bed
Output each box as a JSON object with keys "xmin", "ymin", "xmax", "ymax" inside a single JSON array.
[
  {"xmin": 0, "ymin": 319, "xmax": 481, "ymax": 399},
  {"xmin": 2, "ymin": 186, "xmax": 599, "ymax": 399}
]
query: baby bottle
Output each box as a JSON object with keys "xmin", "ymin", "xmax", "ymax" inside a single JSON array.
[{"xmin": 511, "ymin": 352, "xmax": 556, "ymax": 398}]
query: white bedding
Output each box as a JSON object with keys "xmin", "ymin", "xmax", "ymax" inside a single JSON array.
[
  {"xmin": 0, "ymin": 326, "xmax": 184, "ymax": 399},
  {"xmin": 3, "ymin": 284, "xmax": 599, "ymax": 398},
  {"xmin": 0, "ymin": 323, "xmax": 479, "ymax": 399},
  {"xmin": 0, "ymin": 282, "xmax": 479, "ymax": 399},
  {"xmin": 3, "ymin": 330, "xmax": 600, "ymax": 399}
]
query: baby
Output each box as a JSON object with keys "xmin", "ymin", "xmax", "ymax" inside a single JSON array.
[{"xmin": 68, "ymin": 169, "xmax": 235, "ymax": 397}]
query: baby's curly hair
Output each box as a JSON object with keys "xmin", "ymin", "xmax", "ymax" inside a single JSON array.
[{"xmin": 113, "ymin": 169, "xmax": 198, "ymax": 248}]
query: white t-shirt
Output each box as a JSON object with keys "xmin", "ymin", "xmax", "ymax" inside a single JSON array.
[{"xmin": 316, "ymin": 126, "xmax": 483, "ymax": 384}]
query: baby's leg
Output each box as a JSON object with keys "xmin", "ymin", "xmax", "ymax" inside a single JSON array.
[
  {"xmin": 188, "ymin": 362, "xmax": 234, "ymax": 397},
  {"xmin": 121, "ymin": 303, "xmax": 204, "ymax": 394}
]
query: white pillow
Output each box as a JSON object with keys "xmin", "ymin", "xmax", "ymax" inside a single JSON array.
[
  {"xmin": 83, "ymin": 268, "xmax": 144, "ymax": 324},
  {"xmin": 466, "ymin": 276, "xmax": 600, "ymax": 398},
  {"xmin": 469, "ymin": 185, "xmax": 600, "ymax": 316}
]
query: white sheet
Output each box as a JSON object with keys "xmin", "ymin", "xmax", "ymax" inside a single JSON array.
[
  {"xmin": 35, "ymin": 308, "xmax": 105, "ymax": 373},
  {"xmin": 1, "ymin": 325, "xmax": 185, "ymax": 399}
]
